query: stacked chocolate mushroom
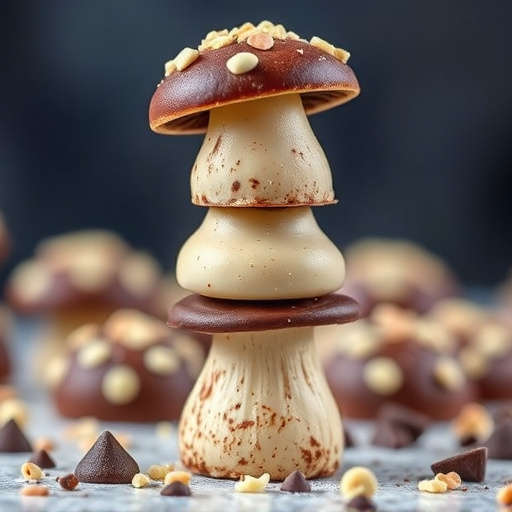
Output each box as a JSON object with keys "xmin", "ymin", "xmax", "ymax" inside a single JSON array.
[{"xmin": 149, "ymin": 21, "xmax": 360, "ymax": 480}]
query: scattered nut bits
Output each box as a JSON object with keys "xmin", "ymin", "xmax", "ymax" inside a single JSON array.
[
  {"xmin": 57, "ymin": 473, "xmax": 79, "ymax": 491},
  {"xmin": 234, "ymin": 473, "xmax": 270, "ymax": 493},
  {"xmin": 418, "ymin": 478, "xmax": 448, "ymax": 493},
  {"xmin": 132, "ymin": 473, "xmax": 151, "ymax": 488},
  {"xmin": 226, "ymin": 52, "xmax": 259, "ymax": 75},
  {"xmin": 20, "ymin": 484, "xmax": 50, "ymax": 497},
  {"xmin": 435, "ymin": 472, "xmax": 462, "ymax": 490},
  {"xmin": 147, "ymin": 464, "xmax": 174, "ymax": 481},
  {"xmin": 20, "ymin": 462, "xmax": 44, "ymax": 481},
  {"xmin": 164, "ymin": 470, "xmax": 191, "ymax": 486},
  {"xmin": 452, "ymin": 402, "xmax": 494, "ymax": 445},
  {"xmin": 340, "ymin": 466, "xmax": 378, "ymax": 499},
  {"xmin": 497, "ymin": 483, "xmax": 512, "ymax": 506}
]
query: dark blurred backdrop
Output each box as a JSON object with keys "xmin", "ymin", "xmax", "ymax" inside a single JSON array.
[{"xmin": 1, "ymin": 1, "xmax": 511, "ymax": 290}]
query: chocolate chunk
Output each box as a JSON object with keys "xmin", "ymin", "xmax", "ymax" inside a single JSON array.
[
  {"xmin": 161, "ymin": 481, "xmax": 192, "ymax": 496},
  {"xmin": 280, "ymin": 470, "xmax": 311, "ymax": 492},
  {"xmin": 74, "ymin": 431, "xmax": 139, "ymax": 484},
  {"xmin": 346, "ymin": 495, "xmax": 377, "ymax": 511},
  {"xmin": 371, "ymin": 418, "xmax": 414, "ymax": 449},
  {"xmin": 29, "ymin": 449, "xmax": 56, "ymax": 469},
  {"xmin": 0, "ymin": 419, "xmax": 32, "ymax": 452},
  {"xmin": 431, "ymin": 447, "xmax": 487, "ymax": 482},
  {"xmin": 485, "ymin": 418, "xmax": 512, "ymax": 459}
]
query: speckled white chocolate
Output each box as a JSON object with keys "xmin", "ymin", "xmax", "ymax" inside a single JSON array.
[
  {"xmin": 190, "ymin": 94, "xmax": 335, "ymax": 206},
  {"xmin": 178, "ymin": 326, "xmax": 343, "ymax": 480},
  {"xmin": 176, "ymin": 206, "xmax": 345, "ymax": 300}
]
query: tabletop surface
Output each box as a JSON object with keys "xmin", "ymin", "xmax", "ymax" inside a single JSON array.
[{"xmin": 1, "ymin": 320, "xmax": 511, "ymax": 512}]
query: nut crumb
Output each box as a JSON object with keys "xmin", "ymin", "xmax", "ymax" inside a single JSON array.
[
  {"xmin": 340, "ymin": 466, "xmax": 378, "ymax": 499},
  {"xmin": 418, "ymin": 478, "xmax": 448, "ymax": 493},
  {"xmin": 234, "ymin": 472, "xmax": 270, "ymax": 493},
  {"xmin": 21, "ymin": 462, "xmax": 44, "ymax": 481},
  {"xmin": 20, "ymin": 485, "xmax": 50, "ymax": 497},
  {"xmin": 58, "ymin": 473, "xmax": 79, "ymax": 491},
  {"xmin": 435, "ymin": 471, "xmax": 462, "ymax": 490},
  {"xmin": 132, "ymin": 473, "xmax": 151, "ymax": 488}
]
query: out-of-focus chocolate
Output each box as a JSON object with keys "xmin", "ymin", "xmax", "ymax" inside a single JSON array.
[
  {"xmin": 160, "ymin": 481, "xmax": 192, "ymax": 496},
  {"xmin": 339, "ymin": 238, "xmax": 460, "ymax": 317},
  {"xmin": 0, "ymin": 419, "xmax": 32, "ymax": 453},
  {"xmin": 280, "ymin": 470, "xmax": 311, "ymax": 492},
  {"xmin": 485, "ymin": 418, "xmax": 512, "ymax": 460},
  {"xmin": 51, "ymin": 309, "xmax": 206, "ymax": 422},
  {"xmin": 346, "ymin": 495, "xmax": 377, "ymax": 512},
  {"xmin": 168, "ymin": 293, "xmax": 359, "ymax": 334},
  {"xmin": 0, "ymin": 306, "xmax": 11, "ymax": 383},
  {"xmin": 75, "ymin": 431, "xmax": 139, "ymax": 484},
  {"xmin": 29, "ymin": 449, "xmax": 56, "ymax": 469},
  {"xmin": 320, "ymin": 304, "xmax": 474, "ymax": 420},
  {"xmin": 430, "ymin": 447, "xmax": 487, "ymax": 483}
]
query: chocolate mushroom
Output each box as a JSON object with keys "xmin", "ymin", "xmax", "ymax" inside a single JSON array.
[
  {"xmin": 49, "ymin": 309, "xmax": 205, "ymax": 421},
  {"xmin": 5, "ymin": 230, "xmax": 166, "ymax": 380},
  {"xmin": 149, "ymin": 20, "xmax": 361, "ymax": 480}
]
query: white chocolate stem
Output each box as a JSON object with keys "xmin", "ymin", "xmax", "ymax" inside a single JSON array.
[
  {"xmin": 179, "ymin": 327, "xmax": 343, "ymax": 480},
  {"xmin": 191, "ymin": 93, "xmax": 335, "ymax": 206}
]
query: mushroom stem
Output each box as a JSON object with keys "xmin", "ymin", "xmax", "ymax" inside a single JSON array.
[
  {"xmin": 191, "ymin": 93, "xmax": 335, "ymax": 206},
  {"xmin": 178, "ymin": 326, "xmax": 343, "ymax": 480}
]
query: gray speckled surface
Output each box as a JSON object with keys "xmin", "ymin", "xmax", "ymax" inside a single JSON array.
[{"xmin": 1, "ymin": 320, "xmax": 511, "ymax": 511}]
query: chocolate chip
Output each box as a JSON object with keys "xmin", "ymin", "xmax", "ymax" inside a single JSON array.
[
  {"xmin": 280, "ymin": 470, "xmax": 311, "ymax": 492},
  {"xmin": 74, "ymin": 431, "xmax": 139, "ymax": 484},
  {"xmin": 161, "ymin": 481, "xmax": 192, "ymax": 496},
  {"xmin": 29, "ymin": 449, "xmax": 56, "ymax": 469},
  {"xmin": 346, "ymin": 495, "xmax": 377, "ymax": 511},
  {"xmin": 0, "ymin": 419, "xmax": 32, "ymax": 453},
  {"xmin": 485, "ymin": 418, "xmax": 512, "ymax": 459},
  {"xmin": 431, "ymin": 447, "xmax": 487, "ymax": 482}
]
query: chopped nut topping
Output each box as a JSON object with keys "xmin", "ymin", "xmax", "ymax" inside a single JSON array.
[
  {"xmin": 435, "ymin": 471, "xmax": 462, "ymax": 490},
  {"xmin": 418, "ymin": 478, "xmax": 448, "ymax": 493},
  {"xmin": 164, "ymin": 59, "xmax": 177, "ymax": 77},
  {"xmin": 144, "ymin": 346, "xmax": 180, "ymax": 375},
  {"xmin": 452, "ymin": 402, "xmax": 494, "ymax": 444},
  {"xmin": 21, "ymin": 462, "xmax": 44, "ymax": 481},
  {"xmin": 363, "ymin": 357, "xmax": 403, "ymax": 396},
  {"xmin": 147, "ymin": 464, "xmax": 175, "ymax": 481},
  {"xmin": 76, "ymin": 339, "xmax": 112, "ymax": 368},
  {"xmin": 472, "ymin": 323, "xmax": 511, "ymax": 359},
  {"xmin": 20, "ymin": 484, "xmax": 49, "ymax": 497},
  {"xmin": 101, "ymin": 365, "xmax": 141, "ymax": 405},
  {"xmin": 67, "ymin": 324, "xmax": 101, "ymax": 350},
  {"xmin": 310, "ymin": 36, "xmax": 335, "ymax": 56},
  {"xmin": 334, "ymin": 47, "xmax": 351, "ymax": 64},
  {"xmin": 118, "ymin": 252, "xmax": 160, "ymax": 297},
  {"xmin": 10, "ymin": 261, "xmax": 53, "ymax": 303},
  {"xmin": 164, "ymin": 470, "xmax": 192, "ymax": 486},
  {"xmin": 226, "ymin": 52, "xmax": 259, "ymax": 75},
  {"xmin": 173, "ymin": 47, "xmax": 200, "ymax": 72},
  {"xmin": 340, "ymin": 466, "xmax": 378, "ymax": 499},
  {"xmin": 458, "ymin": 346, "xmax": 489, "ymax": 379},
  {"xmin": 234, "ymin": 472, "xmax": 270, "ymax": 493},
  {"xmin": 132, "ymin": 473, "xmax": 151, "ymax": 488},
  {"xmin": 246, "ymin": 32, "xmax": 274, "ymax": 50},
  {"xmin": 433, "ymin": 356, "xmax": 465, "ymax": 391}
]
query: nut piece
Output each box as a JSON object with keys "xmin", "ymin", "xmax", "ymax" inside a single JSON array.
[
  {"xmin": 497, "ymin": 483, "xmax": 512, "ymax": 506},
  {"xmin": 21, "ymin": 462, "xmax": 44, "ymax": 481},
  {"xmin": 173, "ymin": 47, "xmax": 200, "ymax": 71},
  {"xmin": 435, "ymin": 471, "xmax": 461, "ymax": 490},
  {"xmin": 226, "ymin": 52, "xmax": 259, "ymax": 74},
  {"xmin": 452, "ymin": 402, "xmax": 494, "ymax": 444},
  {"xmin": 234, "ymin": 473, "xmax": 270, "ymax": 493},
  {"xmin": 418, "ymin": 478, "xmax": 448, "ymax": 493},
  {"xmin": 20, "ymin": 485, "xmax": 50, "ymax": 497},
  {"xmin": 58, "ymin": 473, "xmax": 79, "ymax": 491},
  {"xmin": 164, "ymin": 470, "xmax": 191, "ymax": 486},
  {"xmin": 132, "ymin": 473, "xmax": 151, "ymax": 488},
  {"xmin": 363, "ymin": 357, "xmax": 403, "ymax": 396},
  {"xmin": 340, "ymin": 466, "xmax": 378, "ymax": 499},
  {"xmin": 101, "ymin": 365, "xmax": 140, "ymax": 405},
  {"xmin": 147, "ymin": 464, "xmax": 175, "ymax": 481},
  {"xmin": 433, "ymin": 356, "xmax": 465, "ymax": 391},
  {"xmin": 246, "ymin": 32, "xmax": 274, "ymax": 50}
]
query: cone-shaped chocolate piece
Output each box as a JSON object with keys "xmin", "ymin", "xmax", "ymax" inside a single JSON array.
[
  {"xmin": 161, "ymin": 481, "xmax": 192, "ymax": 496},
  {"xmin": 29, "ymin": 449, "xmax": 56, "ymax": 469},
  {"xmin": 431, "ymin": 447, "xmax": 487, "ymax": 482},
  {"xmin": 280, "ymin": 470, "xmax": 311, "ymax": 492},
  {"xmin": 75, "ymin": 431, "xmax": 139, "ymax": 483},
  {"xmin": 346, "ymin": 495, "xmax": 377, "ymax": 512},
  {"xmin": 0, "ymin": 419, "xmax": 32, "ymax": 452},
  {"xmin": 486, "ymin": 418, "xmax": 512, "ymax": 459}
]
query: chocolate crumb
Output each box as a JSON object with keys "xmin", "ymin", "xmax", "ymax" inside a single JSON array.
[
  {"xmin": 431, "ymin": 447, "xmax": 487, "ymax": 482},
  {"xmin": 58, "ymin": 473, "xmax": 79, "ymax": 491},
  {"xmin": 346, "ymin": 495, "xmax": 377, "ymax": 511},
  {"xmin": 371, "ymin": 418, "xmax": 414, "ymax": 449},
  {"xmin": 280, "ymin": 470, "xmax": 311, "ymax": 492},
  {"xmin": 161, "ymin": 481, "xmax": 192, "ymax": 496}
]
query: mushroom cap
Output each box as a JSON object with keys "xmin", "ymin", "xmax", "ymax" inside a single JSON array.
[
  {"xmin": 149, "ymin": 22, "xmax": 360, "ymax": 135},
  {"xmin": 5, "ymin": 230, "xmax": 163, "ymax": 315}
]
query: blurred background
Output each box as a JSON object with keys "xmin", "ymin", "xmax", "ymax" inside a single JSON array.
[{"xmin": 1, "ymin": 0, "xmax": 511, "ymax": 291}]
